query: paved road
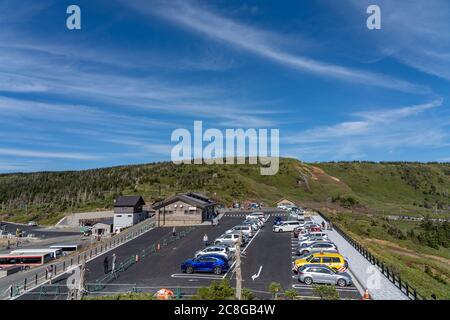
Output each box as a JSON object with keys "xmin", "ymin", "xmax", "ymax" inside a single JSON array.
[
  {"xmin": 0, "ymin": 221, "xmax": 81, "ymax": 239},
  {"xmin": 313, "ymin": 215, "xmax": 409, "ymax": 300}
]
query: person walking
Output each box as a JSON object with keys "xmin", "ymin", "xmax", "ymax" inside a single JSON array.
[
  {"xmin": 111, "ymin": 253, "xmax": 117, "ymax": 273},
  {"xmin": 203, "ymin": 234, "xmax": 209, "ymax": 247},
  {"xmin": 47, "ymin": 265, "xmax": 54, "ymax": 284},
  {"xmin": 103, "ymin": 256, "xmax": 109, "ymax": 274},
  {"xmin": 172, "ymin": 226, "xmax": 176, "ymax": 237},
  {"xmin": 321, "ymin": 221, "xmax": 326, "ymax": 229}
]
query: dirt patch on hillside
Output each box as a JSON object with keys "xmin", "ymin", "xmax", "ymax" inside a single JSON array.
[{"xmin": 309, "ymin": 165, "xmax": 352, "ymax": 191}]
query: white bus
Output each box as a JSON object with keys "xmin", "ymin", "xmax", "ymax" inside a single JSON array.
[
  {"xmin": 10, "ymin": 248, "xmax": 62, "ymax": 259},
  {"xmin": 49, "ymin": 244, "xmax": 80, "ymax": 255}
]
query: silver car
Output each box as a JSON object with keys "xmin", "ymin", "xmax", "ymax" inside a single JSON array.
[
  {"xmin": 195, "ymin": 246, "xmax": 234, "ymax": 260},
  {"xmin": 226, "ymin": 225, "xmax": 254, "ymax": 237},
  {"xmin": 298, "ymin": 264, "xmax": 352, "ymax": 287},
  {"xmin": 298, "ymin": 237, "xmax": 331, "ymax": 247},
  {"xmin": 297, "ymin": 241, "xmax": 338, "ymax": 256}
]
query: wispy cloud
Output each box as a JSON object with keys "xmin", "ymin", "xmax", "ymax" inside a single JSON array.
[
  {"xmin": 285, "ymin": 99, "xmax": 447, "ymax": 159},
  {"xmin": 346, "ymin": 0, "xmax": 450, "ymax": 81},
  {"xmin": 124, "ymin": 0, "xmax": 430, "ymax": 94},
  {"xmin": 0, "ymin": 148, "xmax": 100, "ymax": 160}
]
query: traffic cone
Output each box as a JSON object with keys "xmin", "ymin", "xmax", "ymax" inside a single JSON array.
[{"xmin": 363, "ymin": 289, "xmax": 370, "ymax": 300}]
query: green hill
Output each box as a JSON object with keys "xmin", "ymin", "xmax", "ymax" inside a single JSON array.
[{"xmin": 1, "ymin": 159, "xmax": 450, "ymax": 224}]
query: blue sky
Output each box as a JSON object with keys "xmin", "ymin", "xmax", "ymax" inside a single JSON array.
[{"xmin": 0, "ymin": 0, "xmax": 449, "ymax": 172}]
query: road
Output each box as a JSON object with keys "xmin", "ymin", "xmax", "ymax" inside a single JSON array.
[{"xmin": 0, "ymin": 221, "xmax": 81, "ymax": 239}]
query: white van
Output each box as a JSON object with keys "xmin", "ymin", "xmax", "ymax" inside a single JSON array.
[{"xmin": 273, "ymin": 221, "xmax": 302, "ymax": 233}]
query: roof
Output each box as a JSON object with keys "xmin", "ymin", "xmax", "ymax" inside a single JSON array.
[
  {"xmin": 92, "ymin": 219, "xmax": 113, "ymax": 226},
  {"xmin": 114, "ymin": 196, "xmax": 145, "ymax": 207},
  {"xmin": 277, "ymin": 198, "xmax": 295, "ymax": 204},
  {"xmin": 153, "ymin": 193, "xmax": 215, "ymax": 210}
]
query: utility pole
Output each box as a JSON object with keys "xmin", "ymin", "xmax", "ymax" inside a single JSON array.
[{"xmin": 235, "ymin": 232, "xmax": 243, "ymax": 300}]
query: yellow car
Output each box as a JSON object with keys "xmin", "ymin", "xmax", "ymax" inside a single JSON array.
[{"xmin": 292, "ymin": 252, "xmax": 348, "ymax": 273}]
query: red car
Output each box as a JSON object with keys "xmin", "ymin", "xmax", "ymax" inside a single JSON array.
[
  {"xmin": 293, "ymin": 227, "xmax": 308, "ymax": 238},
  {"xmin": 308, "ymin": 226, "xmax": 322, "ymax": 232}
]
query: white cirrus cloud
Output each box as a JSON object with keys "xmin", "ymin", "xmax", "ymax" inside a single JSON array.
[{"xmin": 122, "ymin": 0, "xmax": 430, "ymax": 94}]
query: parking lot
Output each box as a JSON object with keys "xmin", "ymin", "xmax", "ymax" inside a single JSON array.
[{"xmin": 16, "ymin": 211, "xmax": 363, "ymax": 300}]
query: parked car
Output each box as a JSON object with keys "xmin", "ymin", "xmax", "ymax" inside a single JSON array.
[
  {"xmin": 214, "ymin": 233, "xmax": 240, "ymax": 245},
  {"xmin": 250, "ymin": 217, "xmax": 265, "ymax": 227},
  {"xmin": 298, "ymin": 237, "xmax": 331, "ymax": 247},
  {"xmin": 293, "ymin": 252, "xmax": 348, "ymax": 273},
  {"xmin": 298, "ymin": 264, "xmax": 352, "ymax": 287},
  {"xmin": 273, "ymin": 221, "xmax": 302, "ymax": 233},
  {"xmin": 245, "ymin": 212, "xmax": 267, "ymax": 222},
  {"xmin": 297, "ymin": 233, "xmax": 329, "ymax": 242},
  {"xmin": 27, "ymin": 221, "xmax": 38, "ymax": 227},
  {"xmin": 215, "ymin": 243, "xmax": 236, "ymax": 253},
  {"xmin": 241, "ymin": 220, "xmax": 259, "ymax": 231},
  {"xmin": 214, "ymin": 233, "xmax": 248, "ymax": 246},
  {"xmin": 273, "ymin": 216, "xmax": 283, "ymax": 226},
  {"xmin": 297, "ymin": 242, "xmax": 338, "ymax": 256},
  {"xmin": 226, "ymin": 231, "xmax": 250, "ymax": 245},
  {"xmin": 195, "ymin": 246, "xmax": 234, "ymax": 261},
  {"xmin": 225, "ymin": 225, "xmax": 254, "ymax": 238},
  {"xmin": 181, "ymin": 255, "xmax": 229, "ymax": 275},
  {"xmin": 293, "ymin": 227, "xmax": 310, "ymax": 238}
]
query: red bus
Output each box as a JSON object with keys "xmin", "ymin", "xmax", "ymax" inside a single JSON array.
[{"xmin": 0, "ymin": 253, "xmax": 53, "ymax": 270}]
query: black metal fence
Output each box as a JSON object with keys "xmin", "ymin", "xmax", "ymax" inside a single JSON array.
[{"xmin": 317, "ymin": 211, "xmax": 425, "ymax": 300}]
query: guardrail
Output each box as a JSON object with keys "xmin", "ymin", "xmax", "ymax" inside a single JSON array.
[
  {"xmin": 2, "ymin": 217, "xmax": 156, "ymax": 300},
  {"xmin": 88, "ymin": 226, "xmax": 196, "ymax": 293},
  {"xmin": 317, "ymin": 211, "xmax": 425, "ymax": 300}
]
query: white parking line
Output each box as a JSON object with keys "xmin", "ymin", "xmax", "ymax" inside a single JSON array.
[
  {"xmin": 292, "ymin": 284, "xmax": 359, "ymax": 292},
  {"xmin": 223, "ymin": 227, "xmax": 263, "ymax": 278},
  {"xmin": 171, "ymin": 274, "xmax": 225, "ymax": 280}
]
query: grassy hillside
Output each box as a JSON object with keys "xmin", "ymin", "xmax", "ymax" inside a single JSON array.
[
  {"xmin": 314, "ymin": 162, "xmax": 450, "ymax": 218},
  {"xmin": 1, "ymin": 159, "xmax": 450, "ymax": 224}
]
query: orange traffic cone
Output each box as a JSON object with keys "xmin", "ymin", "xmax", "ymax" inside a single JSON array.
[{"xmin": 363, "ymin": 289, "xmax": 370, "ymax": 300}]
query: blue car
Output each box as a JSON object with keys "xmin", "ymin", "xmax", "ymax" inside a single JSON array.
[
  {"xmin": 181, "ymin": 254, "xmax": 229, "ymax": 275},
  {"xmin": 273, "ymin": 216, "xmax": 283, "ymax": 226}
]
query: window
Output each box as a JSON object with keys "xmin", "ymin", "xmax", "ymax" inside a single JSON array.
[
  {"xmin": 127, "ymin": 215, "xmax": 132, "ymax": 217},
  {"xmin": 317, "ymin": 268, "xmax": 332, "ymax": 274},
  {"xmin": 116, "ymin": 215, "xmax": 122, "ymax": 218},
  {"xmin": 311, "ymin": 257, "xmax": 321, "ymax": 263},
  {"xmin": 332, "ymin": 257, "xmax": 341, "ymax": 263},
  {"xmin": 322, "ymin": 257, "xmax": 333, "ymax": 263}
]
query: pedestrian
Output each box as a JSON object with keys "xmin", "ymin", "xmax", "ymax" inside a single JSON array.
[
  {"xmin": 211, "ymin": 219, "xmax": 214, "ymax": 226},
  {"xmin": 47, "ymin": 265, "xmax": 54, "ymax": 284},
  {"xmin": 172, "ymin": 226, "xmax": 176, "ymax": 237},
  {"xmin": 203, "ymin": 234, "xmax": 209, "ymax": 247},
  {"xmin": 321, "ymin": 221, "xmax": 325, "ymax": 229},
  {"xmin": 111, "ymin": 253, "xmax": 116, "ymax": 273},
  {"xmin": 103, "ymin": 256, "xmax": 109, "ymax": 274}
]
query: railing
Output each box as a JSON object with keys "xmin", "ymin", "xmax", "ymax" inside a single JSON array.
[
  {"xmin": 2, "ymin": 217, "xmax": 156, "ymax": 300},
  {"xmin": 317, "ymin": 211, "xmax": 425, "ymax": 300},
  {"xmin": 89, "ymin": 226, "xmax": 196, "ymax": 293}
]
